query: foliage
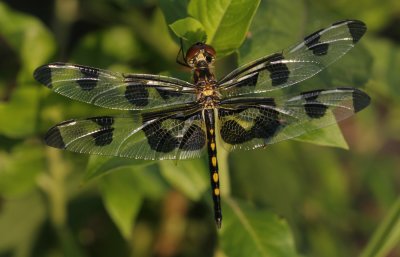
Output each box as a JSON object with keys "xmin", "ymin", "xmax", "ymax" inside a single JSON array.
[{"xmin": 0, "ymin": 0, "xmax": 399, "ymax": 257}]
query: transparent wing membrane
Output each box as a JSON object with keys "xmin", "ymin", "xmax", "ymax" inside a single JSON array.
[
  {"xmin": 218, "ymin": 20, "xmax": 367, "ymax": 98},
  {"xmin": 34, "ymin": 63, "xmax": 197, "ymax": 111},
  {"xmin": 218, "ymin": 88, "xmax": 370, "ymax": 150},
  {"xmin": 45, "ymin": 108, "xmax": 207, "ymax": 160}
]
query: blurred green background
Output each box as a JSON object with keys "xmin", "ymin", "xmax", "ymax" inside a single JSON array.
[{"xmin": 0, "ymin": 0, "xmax": 400, "ymax": 257}]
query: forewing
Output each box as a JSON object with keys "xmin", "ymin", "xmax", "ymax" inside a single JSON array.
[
  {"xmin": 34, "ymin": 63, "xmax": 197, "ymax": 110},
  {"xmin": 44, "ymin": 107, "xmax": 207, "ymax": 160},
  {"xmin": 218, "ymin": 20, "xmax": 367, "ymax": 97},
  {"xmin": 218, "ymin": 88, "xmax": 370, "ymax": 150}
]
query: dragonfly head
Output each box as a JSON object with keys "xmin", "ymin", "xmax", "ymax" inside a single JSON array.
[{"xmin": 186, "ymin": 42, "xmax": 216, "ymax": 69}]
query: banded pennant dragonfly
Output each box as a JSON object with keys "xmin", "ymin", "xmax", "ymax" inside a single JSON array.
[{"xmin": 34, "ymin": 20, "xmax": 370, "ymax": 228}]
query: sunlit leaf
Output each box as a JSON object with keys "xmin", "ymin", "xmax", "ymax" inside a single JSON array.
[
  {"xmin": 0, "ymin": 2, "xmax": 55, "ymax": 137},
  {"xmin": 159, "ymin": 0, "xmax": 189, "ymax": 25},
  {"xmin": 238, "ymin": 0, "xmax": 306, "ymax": 64},
  {"xmin": 188, "ymin": 0, "xmax": 260, "ymax": 57},
  {"xmin": 99, "ymin": 169, "xmax": 144, "ymax": 240},
  {"xmin": 294, "ymin": 124, "xmax": 349, "ymax": 149},
  {"xmin": 160, "ymin": 158, "xmax": 208, "ymax": 201},
  {"xmin": 0, "ymin": 2, "xmax": 55, "ymax": 79},
  {"xmin": 0, "ymin": 87, "xmax": 40, "ymax": 137},
  {"xmin": 0, "ymin": 192, "xmax": 46, "ymax": 256},
  {"xmin": 0, "ymin": 142, "xmax": 45, "ymax": 197},
  {"xmin": 85, "ymin": 155, "xmax": 155, "ymax": 181},
  {"xmin": 71, "ymin": 26, "xmax": 144, "ymax": 68},
  {"xmin": 169, "ymin": 17, "xmax": 207, "ymax": 45},
  {"xmin": 364, "ymin": 37, "xmax": 400, "ymax": 98},
  {"xmin": 220, "ymin": 198, "xmax": 298, "ymax": 257}
]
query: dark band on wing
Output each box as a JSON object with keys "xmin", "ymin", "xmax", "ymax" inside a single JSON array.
[
  {"xmin": 217, "ymin": 52, "xmax": 290, "ymax": 86},
  {"xmin": 304, "ymin": 29, "xmax": 329, "ymax": 56},
  {"xmin": 91, "ymin": 128, "xmax": 114, "ymax": 146},
  {"xmin": 87, "ymin": 116, "xmax": 115, "ymax": 146},
  {"xmin": 155, "ymin": 88, "xmax": 184, "ymax": 100},
  {"xmin": 142, "ymin": 108, "xmax": 205, "ymax": 153},
  {"xmin": 77, "ymin": 65, "xmax": 100, "ymax": 91},
  {"xmin": 125, "ymin": 84, "xmax": 149, "ymax": 107},
  {"xmin": 264, "ymin": 53, "xmax": 290, "ymax": 86},
  {"xmin": 143, "ymin": 120, "xmax": 205, "ymax": 153},
  {"xmin": 220, "ymin": 101, "xmax": 283, "ymax": 145},
  {"xmin": 220, "ymin": 109, "xmax": 282, "ymax": 144},
  {"xmin": 332, "ymin": 20, "xmax": 367, "ymax": 43},
  {"xmin": 142, "ymin": 120, "xmax": 179, "ymax": 153},
  {"xmin": 234, "ymin": 72, "xmax": 259, "ymax": 88},
  {"xmin": 301, "ymin": 90, "xmax": 328, "ymax": 118},
  {"xmin": 34, "ymin": 64, "xmax": 54, "ymax": 88},
  {"xmin": 44, "ymin": 119, "xmax": 74, "ymax": 149},
  {"xmin": 220, "ymin": 120, "xmax": 251, "ymax": 144},
  {"xmin": 179, "ymin": 124, "xmax": 206, "ymax": 151},
  {"xmin": 87, "ymin": 116, "xmax": 114, "ymax": 126},
  {"xmin": 337, "ymin": 87, "xmax": 371, "ymax": 112},
  {"xmin": 251, "ymin": 113, "xmax": 281, "ymax": 141}
]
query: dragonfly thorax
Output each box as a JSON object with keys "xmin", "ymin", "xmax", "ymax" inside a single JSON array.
[
  {"xmin": 187, "ymin": 43, "xmax": 220, "ymax": 108},
  {"xmin": 197, "ymin": 83, "xmax": 220, "ymax": 109}
]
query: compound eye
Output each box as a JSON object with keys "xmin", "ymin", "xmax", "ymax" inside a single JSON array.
[
  {"xmin": 187, "ymin": 58, "xmax": 195, "ymax": 67},
  {"xmin": 186, "ymin": 42, "xmax": 204, "ymax": 61}
]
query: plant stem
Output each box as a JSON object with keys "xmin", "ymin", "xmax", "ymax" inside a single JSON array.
[{"xmin": 360, "ymin": 197, "xmax": 400, "ymax": 257}]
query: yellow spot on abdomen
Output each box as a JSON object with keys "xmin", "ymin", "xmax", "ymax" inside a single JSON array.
[
  {"xmin": 211, "ymin": 156, "xmax": 217, "ymax": 167},
  {"xmin": 210, "ymin": 142, "xmax": 216, "ymax": 151},
  {"xmin": 213, "ymin": 173, "xmax": 219, "ymax": 183},
  {"xmin": 214, "ymin": 188, "xmax": 220, "ymax": 196},
  {"xmin": 209, "ymin": 129, "xmax": 214, "ymax": 135}
]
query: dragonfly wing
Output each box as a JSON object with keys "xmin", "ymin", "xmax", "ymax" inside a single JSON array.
[
  {"xmin": 219, "ymin": 20, "xmax": 367, "ymax": 97},
  {"xmin": 44, "ymin": 105, "xmax": 207, "ymax": 160},
  {"xmin": 218, "ymin": 88, "xmax": 370, "ymax": 150},
  {"xmin": 34, "ymin": 63, "xmax": 197, "ymax": 111}
]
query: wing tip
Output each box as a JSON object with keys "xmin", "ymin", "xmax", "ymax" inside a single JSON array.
[
  {"xmin": 33, "ymin": 62, "xmax": 68, "ymax": 88},
  {"xmin": 332, "ymin": 19, "xmax": 367, "ymax": 43},
  {"xmin": 44, "ymin": 120, "xmax": 75, "ymax": 149},
  {"xmin": 352, "ymin": 88, "xmax": 371, "ymax": 113},
  {"xmin": 33, "ymin": 64, "xmax": 53, "ymax": 88},
  {"xmin": 337, "ymin": 87, "xmax": 371, "ymax": 112}
]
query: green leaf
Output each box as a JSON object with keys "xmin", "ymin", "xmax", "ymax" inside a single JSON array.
[
  {"xmin": 360, "ymin": 197, "xmax": 400, "ymax": 257},
  {"xmin": 121, "ymin": 7, "xmax": 179, "ymax": 61},
  {"xmin": 0, "ymin": 2, "xmax": 55, "ymax": 137},
  {"xmin": 58, "ymin": 228, "xmax": 87, "ymax": 257},
  {"xmin": 84, "ymin": 155, "xmax": 155, "ymax": 181},
  {"xmin": 188, "ymin": 0, "xmax": 260, "ymax": 57},
  {"xmin": 99, "ymin": 169, "xmax": 143, "ymax": 240},
  {"xmin": 0, "ymin": 192, "xmax": 46, "ymax": 256},
  {"xmin": 0, "ymin": 87, "xmax": 40, "ymax": 137},
  {"xmin": 159, "ymin": 0, "xmax": 190, "ymax": 25},
  {"xmin": 294, "ymin": 124, "xmax": 349, "ymax": 149},
  {"xmin": 364, "ymin": 37, "xmax": 400, "ymax": 99},
  {"xmin": 238, "ymin": 0, "xmax": 306, "ymax": 64},
  {"xmin": 0, "ymin": 2, "xmax": 55, "ymax": 78},
  {"xmin": 71, "ymin": 26, "xmax": 144, "ymax": 68},
  {"xmin": 160, "ymin": 158, "xmax": 208, "ymax": 201},
  {"xmin": 220, "ymin": 198, "xmax": 298, "ymax": 257},
  {"xmin": 169, "ymin": 17, "xmax": 207, "ymax": 44},
  {"xmin": 0, "ymin": 142, "xmax": 45, "ymax": 197}
]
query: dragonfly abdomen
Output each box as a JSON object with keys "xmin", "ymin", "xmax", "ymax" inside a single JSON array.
[{"xmin": 203, "ymin": 109, "xmax": 222, "ymax": 228}]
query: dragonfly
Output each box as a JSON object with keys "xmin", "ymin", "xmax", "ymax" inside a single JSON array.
[{"xmin": 34, "ymin": 19, "xmax": 370, "ymax": 229}]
